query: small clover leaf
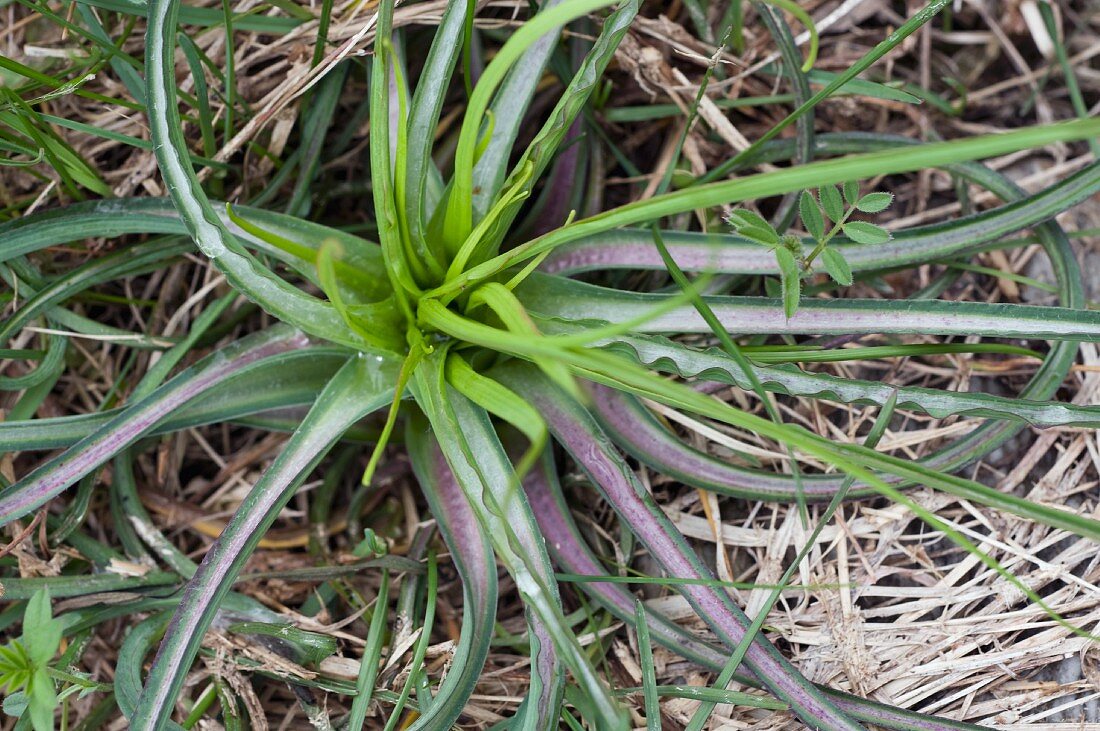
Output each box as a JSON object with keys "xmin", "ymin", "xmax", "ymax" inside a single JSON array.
[
  {"xmin": 798, "ymin": 191, "xmax": 825, "ymax": 240},
  {"xmin": 856, "ymin": 192, "xmax": 894, "ymax": 213},
  {"xmin": 843, "ymin": 221, "xmax": 892, "ymax": 245},
  {"xmin": 818, "ymin": 185, "xmax": 844, "ymax": 223},
  {"xmin": 820, "ymin": 248, "xmax": 853, "ymax": 286}
]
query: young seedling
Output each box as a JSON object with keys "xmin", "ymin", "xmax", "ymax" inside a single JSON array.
[
  {"xmin": 727, "ymin": 182, "xmax": 893, "ymax": 317},
  {"xmin": 0, "ymin": 589, "xmax": 104, "ymax": 731}
]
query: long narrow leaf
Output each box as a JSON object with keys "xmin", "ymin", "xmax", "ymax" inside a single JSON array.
[
  {"xmin": 595, "ymin": 334, "xmax": 1100, "ymax": 428},
  {"xmin": 130, "ymin": 356, "xmax": 393, "ymax": 729},
  {"xmin": 541, "ymin": 160, "xmax": 1100, "ymax": 275},
  {"xmin": 0, "ymin": 347, "xmax": 350, "ymax": 451},
  {"xmin": 524, "ymin": 452, "xmax": 990, "ymax": 731},
  {"xmin": 406, "ymin": 416, "xmax": 499, "ymax": 731},
  {"xmin": 497, "ymin": 361, "xmax": 867, "ymax": 731},
  {"xmin": 520, "ymin": 273, "xmax": 1100, "ymax": 340},
  {"xmin": 411, "ymin": 351, "xmax": 625, "ymax": 729},
  {"xmin": 145, "ymin": 0, "xmax": 383, "ymax": 351},
  {"xmin": 470, "ymin": 0, "xmax": 568, "ymax": 217},
  {"xmin": 0, "ymin": 327, "xmax": 315, "ymax": 527},
  {"xmin": 431, "ymin": 118, "xmax": 1100, "ymax": 300}
]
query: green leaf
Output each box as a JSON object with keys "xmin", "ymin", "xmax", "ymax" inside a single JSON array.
[
  {"xmin": 346, "ymin": 570, "xmax": 389, "ymax": 729},
  {"xmin": 727, "ymin": 209, "xmax": 779, "ymax": 245},
  {"xmin": 635, "ymin": 600, "xmax": 660, "ymax": 731},
  {"xmin": 434, "ymin": 118, "xmax": 1100, "ymax": 300},
  {"xmin": 146, "ymin": 0, "xmax": 387, "ymax": 353},
  {"xmin": 726, "ymin": 208, "xmax": 773, "ymax": 233},
  {"xmin": 411, "ymin": 353, "xmax": 625, "ymax": 728},
  {"xmin": 820, "ymin": 248, "xmax": 853, "ymax": 286},
  {"xmin": 443, "ymin": 0, "xmax": 621, "ymax": 251},
  {"xmin": 842, "ymin": 221, "xmax": 892, "ymax": 244},
  {"xmin": 22, "ymin": 591, "xmax": 60, "ymax": 668},
  {"xmin": 0, "ymin": 643, "xmax": 30, "ymax": 680},
  {"xmin": 128, "ymin": 357, "xmax": 394, "ymax": 727},
  {"xmin": 3, "ymin": 690, "xmax": 27, "ymax": 717},
  {"xmin": 28, "ymin": 668, "xmax": 55, "ymax": 731},
  {"xmin": 774, "ymin": 247, "xmax": 801, "ymax": 318},
  {"xmin": 818, "ymin": 185, "xmax": 844, "ymax": 223},
  {"xmin": 404, "ymin": 0, "xmax": 468, "ymax": 259},
  {"xmin": 405, "ymin": 413, "xmax": 498, "ymax": 731},
  {"xmin": 0, "ymin": 328, "xmax": 328, "ymax": 529},
  {"xmin": 445, "ymin": 353, "xmax": 548, "ymax": 479},
  {"xmin": 842, "ymin": 180, "xmax": 859, "ymax": 205},
  {"xmin": 479, "ymin": 0, "xmax": 641, "ymax": 243},
  {"xmin": 226, "ymin": 623, "xmax": 337, "ymax": 666},
  {"xmin": 856, "ymin": 192, "xmax": 894, "ymax": 213},
  {"xmin": 520, "ymin": 271, "xmax": 1100, "ymax": 341},
  {"xmin": 737, "ymin": 226, "xmax": 780, "ymax": 247},
  {"xmin": 798, "ymin": 191, "xmax": 824, "ymax": 241}
]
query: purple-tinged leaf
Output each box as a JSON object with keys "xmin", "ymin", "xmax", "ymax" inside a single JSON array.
[
  {"xmin": 129, "ymin": 356, "xmax": 393, "ymax": 730},
  {"xmin": 519, "ymin": 273, "xmax": 1100, "ymax": 340},
  {"xmin": 406, "ymin": 416, "xmax": 498, "ymax": 731},
  {"xmin": 524, "ymin": 453, "xmax": 989, "ymax": 731},
  {"xmin": 0, "ymin": 347, "xmax": 349, "ymax": 453},
  {"xmin": 494, "ymin": 361, "xmax": 867, "ymax": 731},
  {"xmin": 588, "ymin": 384, "xmax": 845, "ymax": 502},
  {"xmin": 413, "ymin": 352, "xmax": 625, "ymax": 727},
  {"xmin": 523, "ymin": 455, "xmax": 731, "ymax": 670},
  {"xmin": 523, "ymin": 118, "xmax": 584, "ymax": 239},
  {"xmin": 0, "ymin": 326, "xmax": 315, "ymax": 528},
  {"xmin": 537, "ymin": 159, "xmax": 1100, "ymax": 275}
]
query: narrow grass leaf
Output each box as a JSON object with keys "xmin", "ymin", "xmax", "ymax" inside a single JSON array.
[
  {"xmin": 130, "ymin": 357, "xmax": 394, "ymax": 730},
  {"xmin": 405, "ymin": 419, "xmax": 498, "ymax": 731}
]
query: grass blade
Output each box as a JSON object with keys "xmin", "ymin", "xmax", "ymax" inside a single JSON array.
[
  {"xmin": 519, "ymin": 273, "xmax": 1100, "ymax": 340},
  {"xmin": 698, "ymin": 0, "xmax": 951, "ymax": 183},
  {"xmin": 433, "ymin": 118, "xmax": 1100, "ymax": 299},
  {"xmin": 406, "ymin": 419, "xmax": 498, "ymax": 731},
  {"xmin": 0, "ymin": 327, "xmax": 311, "ymax": 527},
  {"xmin": 130, "ymin": 356, "xmax": 394, "ymax": 729},
  {"xmin": 496, "ymin": 361, "xmax": 867, "ymax": 730}
]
